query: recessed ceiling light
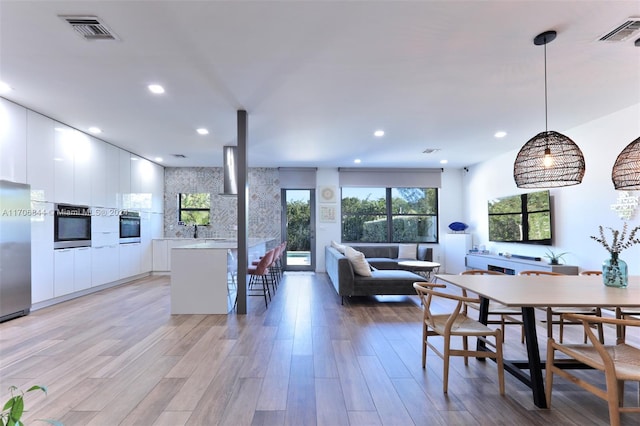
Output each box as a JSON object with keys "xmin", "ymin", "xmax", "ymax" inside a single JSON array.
[
  {"xmin": 354, "ymin": 158, "xmax": 361, "ymax": 164},
  {"xmin": 0, "ymin": 81, "xmax": 12, "ymax": 94},
  {"xmin": 196, "ymin": 128, "xmax": 209, "ymax": 135},
  {"xmin": 440, "ymin": 159, "xmax": 448, "ymax": 164},
  {"xmin": 148, "ymin": 84, "xmax": 165, "ymax": 94},
  {"xmin": 374, "ymin": 130, "xmax": 385, "ymax": 137},
  {"xmin": 154, "ymin": 157, "xmax": 163, "ymax": 162},
  {"xmin": 88, "ymin": 127, "xmax": 102, "ymax": 134},
  {"xmin": 494, "ymin": 131, "xmax": 507, "ymax": 138}
]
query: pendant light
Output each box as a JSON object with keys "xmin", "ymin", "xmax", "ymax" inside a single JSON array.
[
  {"xmin": 513, "ymin": 30, "xmax": 585, "ymax": 188},
  {"xmin": 611, "ymin": 136, "xmax": 640, "ymax": 190}
]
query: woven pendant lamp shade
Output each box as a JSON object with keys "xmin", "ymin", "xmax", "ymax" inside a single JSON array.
[
  {"xmin": 513, "ymin": 130, "xmax": 586, "ymax": 188},
  {"xmin": 612, "ymin": 136, "xmax": 640, "ymax": 190}
]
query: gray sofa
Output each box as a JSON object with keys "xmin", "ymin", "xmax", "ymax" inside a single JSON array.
[
  {"xmin": 348, "ymin": 244, "xmax": 433, "ymax": 270},
  {"xmin": 325, "ymin": 244, "xmax": 430, "ymax": 304}
]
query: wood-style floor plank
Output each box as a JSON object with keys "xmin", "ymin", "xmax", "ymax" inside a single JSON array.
[{"xmin": 0, "ymin": 272, "xmax": 637, "ymax": 425}]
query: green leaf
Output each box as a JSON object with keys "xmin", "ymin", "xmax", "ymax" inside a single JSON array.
[{"xmin": 9, "ymin": 397, "xmax": 24, "ymax": 421}]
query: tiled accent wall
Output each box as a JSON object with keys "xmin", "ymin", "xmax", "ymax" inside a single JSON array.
[{"xmin": 164, "ymin": 167, "xmax": 281, "ymax": 241}]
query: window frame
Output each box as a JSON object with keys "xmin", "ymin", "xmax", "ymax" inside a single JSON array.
[
  {"xmin": 178, "ymin": 193, "xmax": 211, "ymax": 225},
  {"xmin": 340, "ymin": 187, "xmax": 439, "ymax": 244}
]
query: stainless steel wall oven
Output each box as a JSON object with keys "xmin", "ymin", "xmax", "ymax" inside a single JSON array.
[
  {"xmin": 119, "ymin": 211, "xmax": 141, "ymax": 244},
  {"xmin": 54, "ymin": 204, "xmax": 92, "ymax": 249}
]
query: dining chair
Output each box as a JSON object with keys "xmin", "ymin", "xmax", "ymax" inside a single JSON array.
[
  {"xmin": 546, "ymin": 313, "xmax": 640, "ymax": 426},
  {"xmin": 616, "ymin": 307, "xmax": 640, "ymax": 340},
  {"xmin": 518, "ymin": 270, "xmax": 603, "ymax": 343},
  {"xmin": 460, "ymin": 270, "xmax": 524, "ymax": 343},
  {"xmin": 413, "ymin": 282, "xmax": 505, "ymax": 395}
]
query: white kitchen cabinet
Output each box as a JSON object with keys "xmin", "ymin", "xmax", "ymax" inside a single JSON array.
[
  {"xmin": 92, "ymin": 245, "xmax": 119, "ymax": 286},
  {"xmin": 443, "ymin": 233, "xmax": 473, "ymax": 274},
  {"xmin": 105, "ymin": 144, "xmax": 120, "ymax": 208},
  {"xmin": 54, "ymin": 246, "xmax": 93, "ymax": 297},
  {"xmin": 74, "ymin": 247, "xmax": 92, "ymax": 291},
  {"xmin": 73, "ymin": 132, "xmax": 92, "ymax": 206},
  {"xmin": 119, "ymin": 242, "xmax": 141, "ymax": 279},
  {"xmin": 150, "ymin": 162, "xmax": 164, "ymax": 213},
  {"xmin": 31, "ymin": 201, "xmax": 54, "ymax": 303},
  {"xmin": 53, "ymin": 124, "xmax": 75, "ymax": 204},
  {"xmin": 140, "ymin": 213, "xmax": 153, "ymax": 274},
  {"xmin": 119, "ymin": 149, "xmax": 131, "ymax": 210},
  {"xmin": 26, "ymin": 111, "xmax": 55, "ymax": 202},
  {"xmin": 91, "ymin": 137, "xmax": 107, "ymax": 207},
  {"xmin": 152, "ymin": 239, "xmax": 169, "ymax": 271},
  {"xmin": 0, "ymin": 98, "xmax": 27, "ymax": 183},
  {"xmin": 54, "ymin": 249, "xmax": 75, "ymax": 297}
]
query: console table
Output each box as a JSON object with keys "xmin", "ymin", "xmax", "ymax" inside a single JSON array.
[{"xmin": 465, "ymin": 253, "xmax": 578, "ymax": 275}]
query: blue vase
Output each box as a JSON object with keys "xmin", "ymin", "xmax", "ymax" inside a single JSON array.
[{"xmin": 602, "ymin": 253, "xmax": 628, "ymax": 288}]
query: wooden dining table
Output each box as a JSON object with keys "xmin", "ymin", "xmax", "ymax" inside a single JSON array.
[{"xmin": 434, "ymin": 273, "xmax": 640, "ymax": 408}]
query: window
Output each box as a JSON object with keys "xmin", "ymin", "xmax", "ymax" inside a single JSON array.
[
  {"xmin": 341, "ymin": 187, "xmax": 438, "ymax": 243},
  {"xmin": 178, "ymin": 193, "xmax": 211, "ymax": 225}
]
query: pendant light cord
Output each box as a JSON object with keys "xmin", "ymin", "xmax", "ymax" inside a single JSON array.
[{"xmin": 544, "ymin": 40, "xmax": 548, "ymax": 132}]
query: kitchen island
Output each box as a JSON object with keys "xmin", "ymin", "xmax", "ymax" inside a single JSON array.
[{"xmin": 170, "ymin": 238, "xmax": 274, "ymax": 314}]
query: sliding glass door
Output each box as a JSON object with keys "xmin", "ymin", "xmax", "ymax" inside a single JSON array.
[{"xmin": 281, "ymin": 189, "xmax": 315, "ymax": 271}]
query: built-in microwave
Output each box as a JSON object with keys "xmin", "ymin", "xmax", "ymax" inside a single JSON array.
[
  {"xmin": 119, "ymin": 211, "xmax": 141, "ymax": 244},
  {"xmin": 54, "ymin": 204, "xmax": 92, "ymax": 249}
]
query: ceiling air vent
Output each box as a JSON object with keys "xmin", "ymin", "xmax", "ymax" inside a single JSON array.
[
  {"xmin": 598, "ymin": 18, "xmax": 640, "ymax": 42},
  {"xmin": 422, "ymin": 148, "xmax": 441, "ymax": 154},
  {"xmin": 172, "ymin": 154, "xmax": 187, "ymax": 159},
  {"xmin": 59, "ymin": 15, "xmax": 119, "ymax": 41}
]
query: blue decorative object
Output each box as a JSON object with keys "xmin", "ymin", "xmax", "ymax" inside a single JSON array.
[{"xmin": 448, "ymin": 222, "xmax": 468, "ymax": 232}]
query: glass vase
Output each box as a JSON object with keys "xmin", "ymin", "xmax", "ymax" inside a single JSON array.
[{"xmin": 602, "ymin": 253, "xmax": 628, "ymax": 288}]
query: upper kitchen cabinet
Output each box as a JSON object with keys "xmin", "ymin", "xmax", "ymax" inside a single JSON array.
[
  {"xmin": 53, "ymin": 125, "xmax": 93, "ymax": 205},
  {"xmin": 26, "ymin": 111, "xmax": 55, "ymax": 201},
  {"xmin": 119, "ymin": 149, "xmax": 131, "ymax": 210},
  {"xmin": 90, "ymin": 137, "xmax": 107, "ymax": 207},
  {"xmin": 53, "ymin": 124, "xmax": 74, "ymax": 203},
  {"xmin": 131, "ymin": 155, "xmax": 163, "ymax": 212},
  {"xmin": 73, "ymin": 131, "xmax": 92, "ymax": 206},
  {"xmin": 0, "ymin": 98, "xmax": 27, "ymax": 183},
  {"xmin": 90, "ymin": 138, "xmax": 119, "ymax": 208},
  {"xmin": 105, "ymin": 144, "xmax": 119, "ymax": 209}
]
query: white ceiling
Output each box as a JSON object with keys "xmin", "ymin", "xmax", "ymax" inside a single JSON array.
[{"xmin": 1, "ymin": 1, "xmax": 639, "ymax": 169}]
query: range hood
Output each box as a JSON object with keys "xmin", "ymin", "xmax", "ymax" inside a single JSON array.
[{"xmin": 222, "ymin": 145, "xmax": 238, "ymax": 196}]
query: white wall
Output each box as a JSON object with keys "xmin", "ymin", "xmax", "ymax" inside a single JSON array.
[{"xmin": 462, "ymin": 103, "xmax": 640, "ymax": 274}]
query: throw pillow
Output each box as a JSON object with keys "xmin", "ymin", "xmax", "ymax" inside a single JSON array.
[
  {"xmin": 344, "ymin": 246, "xmax": 373, "ymax": 277},
  {"xmin": 398, "ymin": 243, "xmax": 417, "ymax": 260},
  {"xmin": 331, "ymin": 240, "xmax": 346, "ymax": 254}
]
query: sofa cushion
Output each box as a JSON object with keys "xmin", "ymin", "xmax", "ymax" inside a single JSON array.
[
  {"xmin": 397, "ymin": 243, "xmax": 417, "ymax": 260},
  {"xmin": 344, "ymin": 246, "xmax": 372, "ymax": 277},
  {"xmin": 331, "ymin": 240, "xmax": 346, "ymax": 254},
  {"xmin": 366, "ymin": 258, "xmax": 401, "ymax": 270}
]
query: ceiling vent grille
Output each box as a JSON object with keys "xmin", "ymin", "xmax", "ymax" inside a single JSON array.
[
  {"xmin": 59, "ymin": 15, "xmax": 119, "ymax": 41},
  {"xmin": 172, "ymin": 154, "xmax": 187, "ymax": 158},
  {"xmin": 598, "ymin": 18, "xmax": 640, "ymax": 42},
  {"xmin": 422, "ymin": 148, "xmax": 441, "ymax": 154}
]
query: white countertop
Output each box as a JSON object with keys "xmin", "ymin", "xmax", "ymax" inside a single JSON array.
[{"xmin": 171, "ymin": 238, "xmax": 274, "ymax": 250}]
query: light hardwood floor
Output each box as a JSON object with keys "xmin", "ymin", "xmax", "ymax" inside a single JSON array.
[{"xmin": 0, "ymin": 272, "xmax": 638, "ymax": 425}]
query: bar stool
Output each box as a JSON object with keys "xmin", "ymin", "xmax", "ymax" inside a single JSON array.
[{"xmin": 247, "ymin": 248, "xmax": 275, "ymax": 308}]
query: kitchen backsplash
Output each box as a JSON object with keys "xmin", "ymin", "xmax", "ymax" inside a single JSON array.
[{"xmin": 164, "ymin": 167, "xmax": 281, "ymax": 241}]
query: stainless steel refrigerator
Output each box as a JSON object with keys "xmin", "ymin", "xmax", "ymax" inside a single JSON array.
[{"xmin": 0, "ymin": 180, "xmax": 31, "ymax": 322}]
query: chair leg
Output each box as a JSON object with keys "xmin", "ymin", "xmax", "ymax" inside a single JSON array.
[
  {"xmin": 546, "ymin": 308, "xmax": 554, "ymax": 339},
  {"xmin": 421, "ymin": 323, "xmax": 427, "ymax": 368},
  {"xmin": 605, "ymin": 372, "xmax": 622, "ymax": 426},
  {"xmin": 495, "ymin": 330, "xmax": 505, "ymax": 395},
  {"xmin": 559, "ymin": 315, "xmax": 565, "ymax": 343},
  {"xmin": 462, "ymin": 336, "xmax": 468, "ymax": 366},
  {"xmin": 443, "ymin": 337, "xmax": 451, "ymax": 394}
]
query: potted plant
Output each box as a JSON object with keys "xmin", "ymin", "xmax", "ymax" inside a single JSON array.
[
  {"xmin": 1, "ymin": 385, "xmax": 61, "ymax": 426},
  {"xmin": 544, "ymin": 249, "xmax": 568, "ymax": 265}
]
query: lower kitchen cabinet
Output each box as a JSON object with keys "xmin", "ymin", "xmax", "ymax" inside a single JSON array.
[
  {"xmin": 119, "ymin": 242, "xmax": 141, "ymax": 279},
  {"xmin": 54, "ymin": 247, "xmax": 92, "ymax": 297},
  {"xmin": 92, "ymin": 244, "xmax": 119, "ymax": 286}
]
